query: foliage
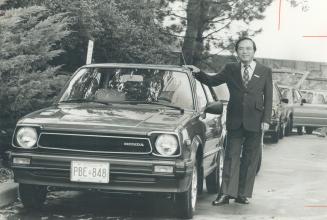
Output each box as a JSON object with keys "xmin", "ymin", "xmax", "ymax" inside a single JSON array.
[
  {"xmin": 2, "ymin": 0, "xmax": 178, "ymax": 71},
  {"xmin": 0, "ymin": 6, "xmax": 71, "ymax": 129},
  {"xmin": 162, "ymin": 0, "xmax": 273, "ymax": 66}
]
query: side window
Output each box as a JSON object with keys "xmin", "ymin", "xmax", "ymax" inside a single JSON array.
[
  {"xmin": 281, "ymin": 89, "xmax": 290, "ymax": 100},
  {"xmin": 203, "ymin": 84, "xmax": 215, "ymax": 103},
  {"xmin": 195, "ymin": 80, "xmax": 208, "ymax": 110},
  {"xmin": 214, "ymin": 84, "xmax": 230, "ymax": 102}
]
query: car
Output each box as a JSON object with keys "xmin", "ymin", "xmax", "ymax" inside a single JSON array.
[
  {"xmin": 213, "ymin": 83, "xmax": 262, "ymax": 174},
  {"xmin": 300, "ymin": 89, "xmax": 327, "ymax": 105},
  {"xmin": 300, "ymin": 77, "xmax": 327, "ymax": 100},
  {"xmin": 264, "ymin": 83, "xmax": 289, "ymax": 143},
  {"xmin": 6, "ymin": 63, "xmax": 225, "ymax": 219},
  {"xmin": 272, "ymin": 68, "xmax": 309, "ymax": 89},
  {"xmin": 278, "ymin": 85, "xmax": 305, "ymax": 135},
  {"xmin": 295, "ymin": 89, "xmax": 327, "ymax": 134},
  {"xmin": 272, "ymin": 68, "xmax": 310, "ymax": 136}
]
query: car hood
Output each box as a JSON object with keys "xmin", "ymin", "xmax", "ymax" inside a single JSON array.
[
  {"xmin": 18, "ymin": 104, "xmax": 193, "ymax": 134},
  {"xmin": 294, "ymin": 103, "xmax": 327, "ymax": 115}
]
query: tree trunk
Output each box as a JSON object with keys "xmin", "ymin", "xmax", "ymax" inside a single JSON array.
[{"xmin": 181, "ymin": 0, "xmax": 209, "ymax": 65}]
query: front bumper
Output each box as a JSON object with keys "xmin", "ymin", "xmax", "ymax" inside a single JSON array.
[
  {"xmin": 6, "ymin": 151, "xmax": 193, "ymax": 193},
  {"xmin": 265, "ymin": 119, "xmax": 279, "ymax": 135}
]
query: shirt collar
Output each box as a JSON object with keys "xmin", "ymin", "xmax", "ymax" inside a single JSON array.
[{"xmin": 243, "ymin": 60, "xmax": 256, "ymax": 70}]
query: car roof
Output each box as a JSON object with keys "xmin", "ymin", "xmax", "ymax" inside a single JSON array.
[
  {"xmin": 82, "ymin": 63, "xmax": 191, "ymax": 73},
  {"xmin": 277, "ymin": 84, "xmax": 295, "ymax": 89},
  {"xmin": 301, "ymin": 89, "xmax": 327, "ymax": 94},
  {"xmin": 272, "ymin": 68, "xmax": 309, "ymax": 75},
  {"xmin": 272, "ymin": 68, "xmax": 310, "ymax": 88}
]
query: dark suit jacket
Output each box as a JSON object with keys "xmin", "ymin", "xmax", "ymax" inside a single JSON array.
[{"xmin": 196, "ymin": 62, "xmax": 273, "ymax": 132}]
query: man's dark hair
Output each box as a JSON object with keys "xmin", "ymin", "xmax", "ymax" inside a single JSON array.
[{"xmin": 235, "ymin": 37, "xmax": 257, "ymax": 52}]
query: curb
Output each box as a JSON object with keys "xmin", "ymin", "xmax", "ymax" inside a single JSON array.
[{"xmin": 0, "ymin": 181, "xmax": 18, "ymax": 208}]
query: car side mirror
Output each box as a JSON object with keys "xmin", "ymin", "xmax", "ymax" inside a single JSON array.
[
  {"xmin": 204, "ymin": 101, "xmax": 223, "ymax": 115},
  {"xmin": 301, "ymin": 98, "xmax": 306, "ymax": 105},
  {"xmin": 281, "ymin": 98, "xmax": 289, "ymax": 104}
]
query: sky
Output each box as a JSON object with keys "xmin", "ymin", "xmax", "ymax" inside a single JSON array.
[
  {"xmin": 168, "ymin": 0, "xmax": 327, "ymax": 63},
  {"xmin": 250, "ymin": 0, "xmax": 327, "ymax": 63}
]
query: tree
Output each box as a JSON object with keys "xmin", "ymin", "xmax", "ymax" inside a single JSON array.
[
  {"xmin": 2, "ymin": 0, "xmax": 178, "ymax": 70},
  {"xmin": 0, "ymin": 5, "xmax": 71, "ymax": 129},
  {"xmin": 163, "ymin": 0, "xmax": 274, "ymax": 66}
]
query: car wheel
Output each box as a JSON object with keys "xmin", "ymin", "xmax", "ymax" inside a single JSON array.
[
  {"xmin": 19, "ymin": 183, "xmax": 47, "ymax": 209},
  {"xmin": 176, "ymin": 161, "xmax": 198, "ymax": 219},
  {"xmin": 206, "ymin": 148, "xmax": 224, "ymax": 193},
  {"xmin": 305, "ymin": 127, "xmax": 314, "ymax": 134},
  {"xmin": 285, "ymin": 118, "xmax": 293, "ymax": 136},
  {"xmin": 297, "ymin": 127, "xmax": 303, "ymax": 135},
  {"xmin": 279, "ymin": 122, "xmax": 285, "ymax": 139},
  {"xmin": 271, "ymin": 128, "xmax": 279, "ymax": 143}
]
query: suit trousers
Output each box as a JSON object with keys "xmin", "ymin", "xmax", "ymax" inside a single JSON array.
[{"xmin": 221, "ymin": 125, "xmax": 262, "ymax": 198}]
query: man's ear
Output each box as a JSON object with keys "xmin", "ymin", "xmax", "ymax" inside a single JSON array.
[{"xmin": 232, "ymin": 52, "xmax": 240, "ymax": 62}]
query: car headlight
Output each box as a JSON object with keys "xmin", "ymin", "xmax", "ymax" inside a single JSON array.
[
  {"xmin": 155, "ymin": 134, "xmax": 178, "ymax": 156},
  {"xmin": 16, "ymin": 127, "xmax": 38, "ymax": 148}
]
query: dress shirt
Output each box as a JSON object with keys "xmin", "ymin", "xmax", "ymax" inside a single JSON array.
[{"xmin": 241, "ymin": 61, "xmax": 256, "ymax": 81}]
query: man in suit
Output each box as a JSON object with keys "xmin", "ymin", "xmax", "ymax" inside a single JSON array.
[{"xmin": 194, "ymin": 37, "xmax": 272, "ymax": 205}]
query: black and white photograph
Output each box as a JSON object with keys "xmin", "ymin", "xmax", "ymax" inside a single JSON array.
[{"xmin": 0, "ymin": 0, "xmax": 326, "ymax": 219}]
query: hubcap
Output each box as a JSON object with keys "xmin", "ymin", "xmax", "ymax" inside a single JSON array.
[{"xmin": 191, "ymin": 166, "xmax": 198, "ymax": 210}]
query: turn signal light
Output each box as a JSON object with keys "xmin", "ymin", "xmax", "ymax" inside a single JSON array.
[
  {"xmin": 154, "ymin": 165, "xmax": 173, "ymax": 173},
  {"xmin": 13, "ymin": 157, "xmax": 30, "ymax": 165}
]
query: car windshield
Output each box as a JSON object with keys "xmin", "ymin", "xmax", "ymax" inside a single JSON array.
[
  {"xmin": 272, "ymin": 71, "xmax": 305, "ymax": 87},
  {"xmin": 304, "ymin": 93, "xmax": 326, "ymax": 104},
  {"xmin": 59, "ymin": 67, "xmax": 194, "ymax": 109}
]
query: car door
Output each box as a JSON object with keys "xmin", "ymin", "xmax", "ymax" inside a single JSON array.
[
  {"xmin": 195, "ymin": 81, "xmax": 223, "ymax": 176},
  {"xmin": 274, "ymin": 84, "xmax": 287, "ymax": 124},
  {"xmin": 292, "ymin": 88, "xmax": 307, "ymax": 126},
  {"xmin": 294, "ymin": 93, "xmax": 327, "ymax": 127}
]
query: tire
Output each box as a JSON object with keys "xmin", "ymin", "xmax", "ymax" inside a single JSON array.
[
  {"xmin": 19, "ymin": 183, "xmax": 47, "ymax": 209},
  {"xmin": 271, "ymin": 128, "xmax": 279, "ymax": 143},
  {"xmin": 279, "ymin": 122, "xmax": 285, "ymax": 139},
  {"xmin": 206, "ymin": 148, "xmax": 224, "ymax": 194},
  {"xmin": 285, "ymin": 118, "xmax": 293, "ymax": 136},
  {"xmin": 176, "ymin": 161, "xmax": 198, "ymax": 219},
  {"xmin": 305, "ymin": 127, "xmax": 314, "ymax": 134},
  {"xmin": 197, "ymin": 166, "xmax": 203, "ymax": 195},
  {"xmin": 297, "ymin": 127, "xmax": 303, "ymax": 135}
]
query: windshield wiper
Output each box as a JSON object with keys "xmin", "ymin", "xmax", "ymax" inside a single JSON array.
[
  {"xmin": 59, "ymin": 99, "xmax": 112, "ymax": 106},
  {"xmin": 134, "ymin": 101, "xmax": 184, "ymax": 114}
]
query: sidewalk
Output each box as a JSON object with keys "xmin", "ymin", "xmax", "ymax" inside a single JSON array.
[{"xmin": 0, "ymin": 160, "xmax": 18, "ymax": 208}]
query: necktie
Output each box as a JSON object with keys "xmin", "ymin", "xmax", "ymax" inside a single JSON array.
[{"xmin": 243, "ymin": 65, "xmax": 250, "ymax": 87}]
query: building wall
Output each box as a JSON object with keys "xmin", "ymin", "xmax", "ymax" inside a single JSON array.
[
  {"xmin": 256, "ymin": 58, "xmax": 327, "ymax": 90},
  {"xmin": 207, "ymin": 55, "xmax": 327, "ymax": 91},
  {"xmin": 256, "ymin": 58, "xmax": 327, "ymax": 78}
]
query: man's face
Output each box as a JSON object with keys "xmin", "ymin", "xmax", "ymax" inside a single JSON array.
[{"xmin": 236, "ymin": 40, "xmax": 255, "ymax": 64}]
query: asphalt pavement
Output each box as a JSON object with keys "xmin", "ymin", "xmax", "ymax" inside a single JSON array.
[{"xmin": 1, "ymin": 133, "xmax": 327, "ymax": 219}]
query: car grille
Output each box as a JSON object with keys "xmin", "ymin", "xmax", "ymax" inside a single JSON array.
[{"xmin": 37, "ymin": 133, "xmax": 152, "ymax": 154}]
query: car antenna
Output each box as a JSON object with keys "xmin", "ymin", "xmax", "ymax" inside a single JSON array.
[{"xmin": 180, "ymin": 41, "xmax": 187, "ymax": 65}]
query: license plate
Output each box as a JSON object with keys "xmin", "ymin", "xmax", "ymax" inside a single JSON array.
[{"xmin": 70, "ymin": 161, "xmax": 110, "ymax": 183}]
